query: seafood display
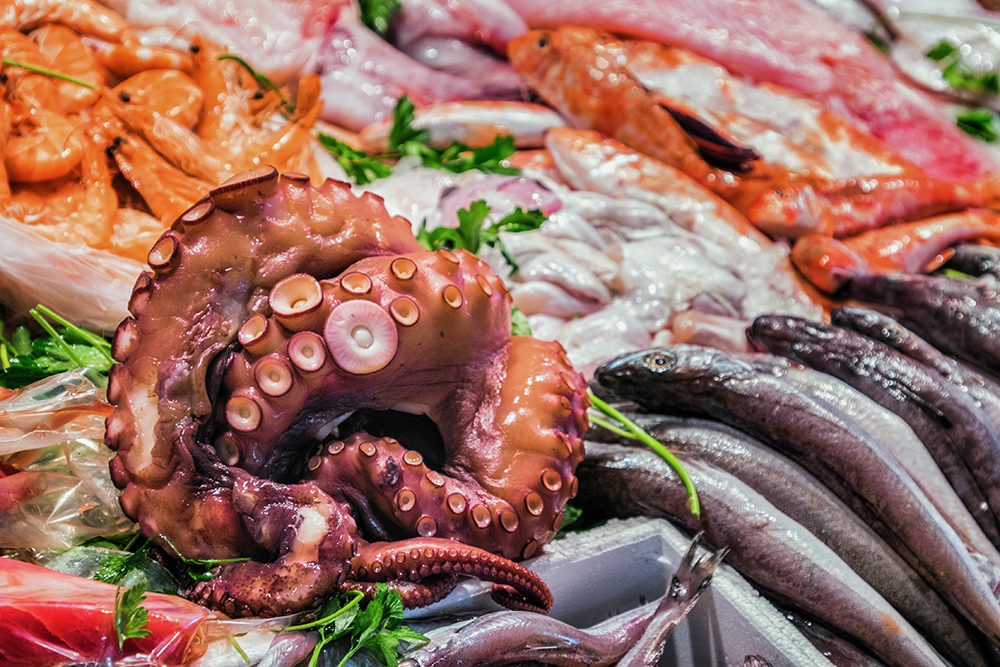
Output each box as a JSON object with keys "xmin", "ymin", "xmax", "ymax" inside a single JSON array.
[{"xmin": 8, "ymin": 0, "xmax": 1000, "ymax": 665}]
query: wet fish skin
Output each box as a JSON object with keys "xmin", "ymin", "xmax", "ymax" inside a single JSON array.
[
  {"xmin": 602, "ymin": 413, "xmax": 985, "ymax": 667},
  {"xmin": 842, "ymin": 274, "xmax": 1000, "ymax": 379},
  {"xmin": 399, "ymin": 535, "xmax": 721, "ymax": 667},
  {"xmin": 575, "ymin": 443, "xmax": 950, "ymax": 667},
  {"xmin": 749, "ymin": 315, "xmax": 1000, "ymax": 551},
  {"xmin": 595, "ymin": 344, "xmax": 1000, "ymax": 645},
  {"xmin": 778, "ymin": 608, "xmax": 889, "ymax": 667},
  {"xmin": 946, "ymin": 245, "xmax": 1000, "ymax": 280},
  {"xmin": 831, "ymin": 306, "xmax": 1000, "ymax": 437}
]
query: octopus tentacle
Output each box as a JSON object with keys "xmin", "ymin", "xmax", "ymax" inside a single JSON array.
[
  {"xmin": 105, "ymin": 167, "xmax": 587, "ymax": 616},
  {"xmin": 341, "ymin": 574, "xmax": 460, "ymax": 609},
  {"xmin": 350, "ymin": 539, "xmax": 554, "ymax": 613}
]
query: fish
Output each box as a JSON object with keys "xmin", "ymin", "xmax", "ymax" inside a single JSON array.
[
  {"xmin": 598, "ymin": 412, "xmax": 986, "ymax": 667},
  {"xmin": 398, "ymin": 534, "xmax": 723, "ymax": 667},
  {"xmin": 595, "ymin": 344, "xmax": 1000, "ymax": 645},
  {"xmin": 831, "ymin": 306, "xmax": 1000, "ymax": 436},
  {"xmin": 790, "ymin": 209, "xmax": 1000, "ymax": 293},
  {"xmin": 946, "ymin": 244, "xmax": 1000, "ymax": 281},
  {"xmin": 503, "ymin": 0, "xmax": 1000, "ymax": 182},
  {"xmin": 841, "ymin": 274, "xmax": 1000, "ymax": 379},
  {"xmin": 748, "ymin": 315, "xmax": 1000, "ymax": 554},
  {"xmin": 575, "ymin": 442, "xmax": 952, "ymax": 667}
]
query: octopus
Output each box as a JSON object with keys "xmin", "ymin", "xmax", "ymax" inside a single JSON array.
[{"xmin": 103, "ymin": 166, "xmax": 590, "ymax": 617}]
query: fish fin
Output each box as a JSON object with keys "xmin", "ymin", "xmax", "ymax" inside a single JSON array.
[{"xmin": 923, "ymin": 247, "xmax": 955, "ymax": 273}]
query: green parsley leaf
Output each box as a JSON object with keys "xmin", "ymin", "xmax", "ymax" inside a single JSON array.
[
  {"xmin": 318, "ymin": 134, "xmax": 394, "ymax": 185},
  {"xmin": 926, "ymin": 40, "xmax": 958, "ymax": 61},
  {"xmin": 511, "ymin": 306, "xmax": 532, "ymax": 337},
  {"xmin": 320, "ymin": 96, "xmax": 520, "ymax": 184},
  {"xmin": 864, "ymin": 29, "xmax": 890, "ymax": 55},
  {"xmin": 957, "ymin": 108, "xmax": 999, "ymax": 143},
  {"xmin": 94, "ymin": 541, "xmax": 152, "ymax": 585},
  {"xmin": 114, "ymin": 583, "xmax": 152, "ymax": 650},
  {"xmin": 358, "ymin": 0, "xmax": 402, "ymax": 36},
  {"xmin": 388, "ymin": 95, "xmax": 430, "ymax": 150},
  {"xmin": 926, "ymin": 41, "xmax": 1000, "ymax": 95},
  {"xmin": 416, "ymin": 201, "xmax": 546, "ymax": 273},
  {"xmin": 0, "ymin": 305, "xmax": 113, "ymax": 389}
]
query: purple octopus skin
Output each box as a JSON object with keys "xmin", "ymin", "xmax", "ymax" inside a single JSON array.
[
  {"xmin": 104, "ymin": 166, "xmax": 589, "ymax": 617},
  {"xmin": 841, "ymin": 274, "xmax": 1000, "ymax": 380},
  {"xmin": 574, "ymin": 442, "xmax": 951, "ymax": 667},
  {"xmin": 398, "ymin": 534, "xmax": 723, "ymax": 667},
  {"xmin": 592, "ymin": 413, "xmax": 985, "ymax": 667},
  {"xmin": 593, "ymin": 345, "xmax": 1000, "ymax": 648},
  {"xmin": 945, "ymin": 244, "xmax": 1000, "ymax": 280},
  {"xmin": 748, "ymin": 315, "xmax": 1000, "ymax": 553}
]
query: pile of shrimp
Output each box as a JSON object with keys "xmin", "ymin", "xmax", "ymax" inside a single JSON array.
[{"xmin": 0, "ymin": 0, "xmax": 323, "ymax": 263}]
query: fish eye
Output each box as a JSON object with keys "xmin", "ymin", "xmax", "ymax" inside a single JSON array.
[
  {"xmin": 643, "ymin": 352, "xmax": 674, "ymax": 373},
  {"xmin": 537, "ymin": 36, "xmax": 549, "ymax": 49}
]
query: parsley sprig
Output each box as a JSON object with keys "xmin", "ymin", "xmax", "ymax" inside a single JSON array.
[
  {"xmin": 114, "ymin": 583, "xmax": 152, "ymax": 650},
  {"xmin": 152, "ymin": 533, "xmax": 251, "ymax": 581},
  {"xmin": 286, "ymin": 584, "xmax": 427, "ymax": 667},
  {"xmin": 416, "ymin": 200, "xmax": 546, "ymax": 273},
  {"xmin": 926, "ymin": 41, "xmax": 1000, "ymax": 95},
  {"xmin": 358, "ymin": 0, "xmax": 402, "ymax": 36},
  {"xmin": 1, "ymin": 57, "xmax": 97, "ymax": 89},
  {"xmin": 957, "ymin": 108, "xmax": 999, "ymax": 143},
  {"xmin": 587, "ymin": 392, "xmax": 701, "ymax": 517},
  {"xmin": 0, "ymin": 305, "xmax": 113, "ymax": 389},
  {"xmin": 319, "ymin": 95, "xmax": 519, "ymax": 185}
]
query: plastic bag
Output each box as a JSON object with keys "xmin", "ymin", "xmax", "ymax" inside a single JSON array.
[{"xmin": 0, "ymin": 216, "xmax": 143, "ymax": 334}]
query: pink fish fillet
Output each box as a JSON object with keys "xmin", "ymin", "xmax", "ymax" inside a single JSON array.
[{"xmin": 504, "ymin": 0, "xmax": 999, "ymax": 182}]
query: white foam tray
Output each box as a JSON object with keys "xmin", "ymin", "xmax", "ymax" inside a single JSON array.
[{"xmin": 405, "ymin": 516, "xmax": 835, "ymax": 666}]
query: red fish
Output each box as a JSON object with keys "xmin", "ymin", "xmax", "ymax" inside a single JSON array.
[{"xmin": 791, "ymin": 209, "xmax": 1000, "ymax": 293}]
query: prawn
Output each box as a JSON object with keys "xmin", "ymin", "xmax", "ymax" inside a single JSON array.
[
  {"xmin": 101, "ymin": 207, "xmax": 167, "ymax": 264},
  {"xmin": 90, "ymin": 39, "xmax": 193, "ymax": 79},
  {"xmin": 791, "ymin": 209, "xmax": 1000, "ymax": 294},
  {"xmin": 1, "ymin": 0, "xmax": 138, "ymax": 45},
  {"xmin": 111, "ymin": 69, "xmax": 204, "ymax": 129},
  {"xmin": 8, "ymin": 128, "xmax": 115, "ymax": 245},
  {"xmin": 27, "ymin": 24, "xmax": 102, "ymax": 114},
  {"xmin": 110, "ymin": 129, "xmax": 212, "ymax": 221},
  {"xmin": 5, "ymin": 105, "xmax": 83, "ymax": 182}
]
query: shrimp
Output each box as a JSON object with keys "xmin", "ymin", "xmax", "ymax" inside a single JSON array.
[
  {"xmin": 90, "ymin": 39, "xmax": 193, "ymax": 79},
  {"xmin": 791, "ymin": 209, "xmax": 1000, "ymax": 294},
  {"xmin": 7, "ymin": 129, "xmax": 115, "ymax": 245},
  {"xmin": 1, "ymin": 0, "xmax": 138, "ymax": 45},
  {"xmin": 101, "ymin": 207, "xmax": 167, "ymax": 263},
  {"xmin": 0, "ymin": 98, "xmax": 10, "ymax": 205},
  {"xmin": 111, "ymin": 69, "xmax": 204, "ymax": 129},
  {"xmin": 27, "ymin": 24, "xmax": 102, "ymax": 113},
  {"xmin": 110, "ymin": 129, "xmax": 212, "ymax": 221},
  {"xmin": 247, "ymin": 73, "xmax": 323, "ymax": 170},
  {"xmin": 5, "ymin": 105, "xmax": 83, "ymax": 182}
]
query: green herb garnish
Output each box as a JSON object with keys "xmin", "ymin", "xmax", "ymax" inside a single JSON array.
[
  {"xmin": 320, "ymin": 95, "xmax": 519, "ymax": 184},
  {"xmin": 1, "ymin": 58, "xmax": 96, "ymax": 89},
  {"xmin": 286, "ymin": 585, "xmax": 426, "ymax": 667},
  {"xmin": 416, "ymin": 201, "xmax": 545, "ymax": 273},
  {"xmin": 358, "ymin": 0, "xmax": 402, "ymax": 36},
  {"xmin": 114, "ymin": 583, "xmax": 152, "ymax": 650},
  {"xmin": 217, "ymin": 54, "xmax": 295, "ymax": 114},
  {"xmin": 587, "ymin": 391, "xmax": 701, "ymax": 517},
  {"xmin": 511, "ymin": 306, "xmax": 532, "ymax": 337},
  {"xmin": 957, "ymin": 108, "xmax": 999, "ymax": 142},
  {"xmin": 317, "ymin": 134, "xmax": 394, "ymax": 185},
  {"xmin": 152, "ymin": 533, "xmax": 251, "ymax": 581},
  {"xmin": 864, "ymin": 29, "xmax": 890, "ymax": 55},
  {"xmin": 0, "ymin": 305, "xmax": 113, "ymax": 389},
  {"xmin": 94, "ymin": 537, "xmax": 152, "ymax": 585},
  {"xmin": 926, "ymin": 41, "xmax": 1000, "ymax": 95}
]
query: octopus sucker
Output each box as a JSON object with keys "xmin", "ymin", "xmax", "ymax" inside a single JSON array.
[{"xmin": 105, "ymin": 170, "xmax": 588, "ymax": 616}]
